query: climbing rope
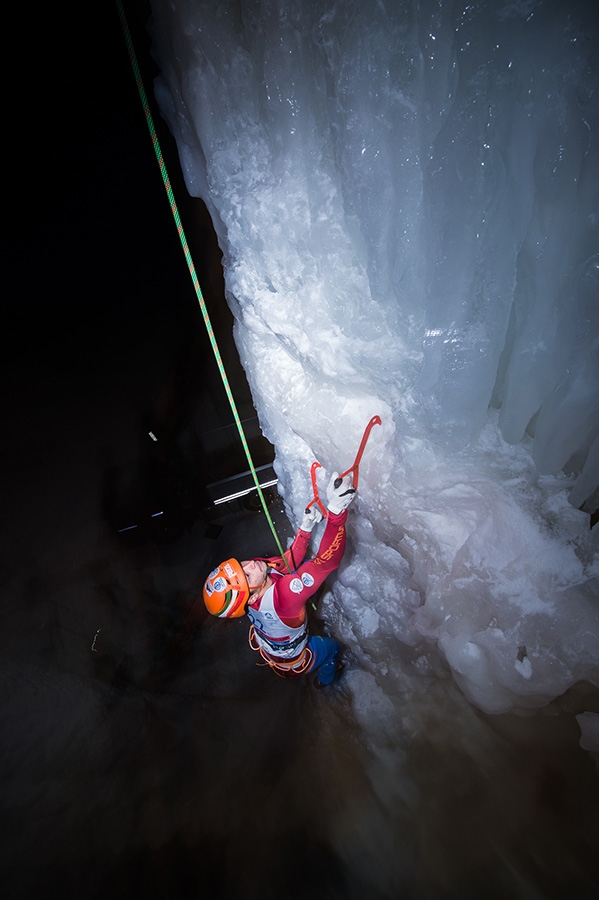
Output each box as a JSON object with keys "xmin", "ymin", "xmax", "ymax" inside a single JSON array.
[{"xmin": 116, "ymin": 0, "xmax": 288, "ymax": 561}]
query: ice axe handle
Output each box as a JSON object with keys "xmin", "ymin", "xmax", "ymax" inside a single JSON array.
[
  {"xmin": 333, "ymin": 415, "xmax": 382, "ymax": 491},
  {"xmin": 306, "ymin": 461, "xmax": 328, "ymax": 518}
]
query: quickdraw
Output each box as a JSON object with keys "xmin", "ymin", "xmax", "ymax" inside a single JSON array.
[{"xmin": 304, "ymin": 415, "xmax": 382, "ymax": 514}]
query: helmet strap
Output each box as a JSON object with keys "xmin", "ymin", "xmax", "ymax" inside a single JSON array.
[{"xmin": 249, "ymin": 575, "xmax": 270, "ymax": 600}]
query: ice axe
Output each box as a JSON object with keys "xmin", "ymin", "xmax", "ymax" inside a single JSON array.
[
  {"xmin": 334, "ymin": 415, "xmax": 382, "ymax": 491},
  {"xmin": 305, "ymin": 415, "xmax": 382, "ymax": 515},
  {"xmin": 305, "ymin": 461, "xmax": 328, "ymax": 518}
]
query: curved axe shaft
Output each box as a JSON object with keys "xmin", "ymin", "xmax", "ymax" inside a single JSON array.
[
  {"xmin": 334, "ymin": 415, "xmax": 382, "ymax": 490},
  {"xmin": 305, "ymin": 461, "xmax": 328, "ymax": 517}
]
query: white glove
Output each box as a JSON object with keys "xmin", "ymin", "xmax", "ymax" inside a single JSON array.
[
  {"xmin": 300, "ymin": 505, "xmax": 323, "ymax": 532},
  {"xmin": 326, "ymin": 472, "xmax": 356, "ymax": 515}
]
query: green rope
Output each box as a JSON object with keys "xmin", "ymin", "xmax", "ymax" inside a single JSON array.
[{"xmin": 116, "ymin": 0, "xmax": 288, "ymax": 561}]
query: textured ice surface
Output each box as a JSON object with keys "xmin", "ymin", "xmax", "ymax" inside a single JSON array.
[{"xmin": 150, "ymin": 0, "xmax": 599, "ymax": 721}]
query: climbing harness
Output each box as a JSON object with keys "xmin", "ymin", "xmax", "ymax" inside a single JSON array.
[
  {"xmin": 116, "ymin": 0, "xmax": 287, "ymax": 561},
  {"xmin": 248, "ymin": 625, "xmax": 314, "ymax": 678}
]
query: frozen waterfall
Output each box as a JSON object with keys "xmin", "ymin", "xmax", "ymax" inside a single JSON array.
[{"xmin": 148, "ymin": 0, "xmax": 599, "ymax": 733}]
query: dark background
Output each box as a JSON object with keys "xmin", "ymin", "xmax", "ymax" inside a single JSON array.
[{"xmin": 3, "ymin": 0, "xmax": 276, "ymax": 539}]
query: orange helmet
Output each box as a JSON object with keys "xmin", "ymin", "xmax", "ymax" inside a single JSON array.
[{"xmin": 203, "ymin": 558, "xmax": 249, "ymax": 618}]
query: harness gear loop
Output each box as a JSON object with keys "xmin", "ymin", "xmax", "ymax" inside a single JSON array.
[
  {"xmin": 116, "ymin": 0, "xmax": 289, "ymax": 566},
  {"xmin": 248, "ymin": 626, "xmax": 313, "ymax": 678}
]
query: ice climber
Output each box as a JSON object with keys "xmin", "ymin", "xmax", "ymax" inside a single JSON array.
[{"xmin": 202, "ymin": 471, "xmax": 355, "ymax": 686}]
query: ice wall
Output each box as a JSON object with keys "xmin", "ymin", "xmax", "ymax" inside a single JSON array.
[{"xmin": 149, "ymin": 0, "xmax": 599, "ymax": 721}]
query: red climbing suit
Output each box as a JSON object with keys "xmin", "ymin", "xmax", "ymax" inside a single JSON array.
[{"xmin": 246, "ymin": 509, "xmax": 348, "ymax": 669}]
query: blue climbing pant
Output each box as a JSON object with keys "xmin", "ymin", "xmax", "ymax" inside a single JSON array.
[{"xmin": 307, "ymin": 635, "xmax": 341, "ymax": 685}]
